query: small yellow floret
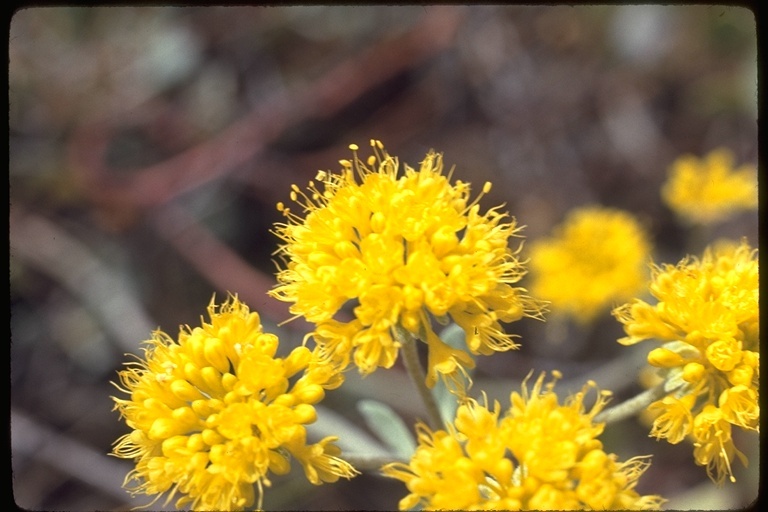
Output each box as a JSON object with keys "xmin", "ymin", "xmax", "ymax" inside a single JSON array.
[
  {"xmin": 661, "ymin": 148, "xmax": 757, "ymax": 225},
  {"xmin": 613, "ymin": 239, "xmax": 759, "ymax": 484},
  {"xmin": 111, "ymin": 295, "xmax": 357, "ymax": 511},
  {"xmin": 382, "ymin": 373, "xmax": 665, "ymax": 510},
  {"xmin": 528, "ymin": 205, "xmax": 651, "ymax": 324},
  {"xmin": 271, "ymin": 141, "xmax": 545, "ymax": 389}
]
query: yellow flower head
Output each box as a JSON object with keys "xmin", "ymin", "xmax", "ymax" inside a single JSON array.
[
  {"xmin": 613, "ymin": 239, "xmax": 759, "ymax": 484},
  {"xmin": 661, "ymin": 148, "xmax": 757, "ymax": 225},
  {"xmin": 111, "ymin": 295, "xmax": 357, "ymax": 511},
  {"xmin": 382, "ymin": 372, "xmax": 665, "ymax": 510},
  {"xmin": 271, "ymin": 140, "xmax": 545, "ymax": 388},
  {"xmin": 527, "ymin": 206, "xmax": 652, "ymax": 324}
]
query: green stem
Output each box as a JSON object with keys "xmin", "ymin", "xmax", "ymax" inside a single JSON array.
[
  {"xmin": 395, "ymin": 326, "xmax": 444, "ymax": 431},
  {"xmin": 594, "ymin": 382, "xmax": 667, "ymax": 425}
]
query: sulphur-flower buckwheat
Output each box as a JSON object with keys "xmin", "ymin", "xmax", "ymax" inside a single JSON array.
[
  {"xmin": 527, "ymin": 205, "xmax": 652, "ymax": 324},
  {"xmin": 111, "ymin": 295, "xmax": 357, "ymax": 511},
  {"xmin": 661, "ymin": 148, "xmax": 757, "ymax": 225},
  {"xmin": 382, "ymin": 372, "xmax": 665, "ymax": 510},
  {"xmin": 613, "ymin": 239, "xmax": 759, "ymax": 484},
  {"xmin": 270, "ymin": 140, "xmax": 545, "ymax": 388}
]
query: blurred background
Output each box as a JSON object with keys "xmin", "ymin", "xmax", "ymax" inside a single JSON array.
[{"xmin": 9, "ymin": 5, "xmax": 758, "ymax": 510}]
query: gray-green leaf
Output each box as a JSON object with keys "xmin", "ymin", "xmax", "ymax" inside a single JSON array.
[{"xmin": 357, "ymin": 399, "xmax": 417, "ymax": 459}]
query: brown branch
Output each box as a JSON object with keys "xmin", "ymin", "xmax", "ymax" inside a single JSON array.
[
  {"xmin": 11, "ymin": 408, "xmax": 135, "ymax": 505},
  {"xmin": 9, "ymin": 209, "xmax": 156, "ymax": 352},
  {"xmin": 68, "ymin": 6, "xmax": 466, "ymax": 213},
  {"xmin": 148, "ymin": 203, "xmax": 313, "ymax": 332}
]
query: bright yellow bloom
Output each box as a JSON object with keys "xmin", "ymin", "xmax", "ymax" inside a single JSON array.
[
  {"xmin": 271, "ymin": 140, "xmax": 544, "ymax": 388},
  {"xmin": 613, "ymin": 239, "xmax": 759, "ymax": 484},
  {"xmin": 661, "ymin": 148, "xmax": 757, "ymax": 224},
  {"xmin": 111, "ymin": 295, "xmax": 357, "ymax": 511},
  {"xmin": 527, "ymin": 206, "xmax": 652, "ymax": 324},
  {"xmin": 382, "ymin": 372, "xmax": 665, "ymax": 510}
]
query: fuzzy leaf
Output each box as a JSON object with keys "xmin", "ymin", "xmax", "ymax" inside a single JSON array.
[{"xmin": 357, "ymin": 399, "xmax": 417, "ymax": 459}]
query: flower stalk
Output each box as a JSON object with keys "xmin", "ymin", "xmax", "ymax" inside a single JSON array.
[
  {"xmin": 595, "ymin": 382, "xmax": 668, "ymax": 425},
  {"xmin": 395, "ymin": 325, "xmax": 444, "ymax": 430}
]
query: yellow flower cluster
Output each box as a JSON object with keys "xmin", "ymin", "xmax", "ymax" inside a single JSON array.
[
  {"xmin": 271, "ymin": 140, "xmax": 544, "ymax": 387},
  {"xmin": 382, "ymin": 372, "xmax": 665, "ymax": 510},
  {"xmin": 111, "ymin": 296, "xmax": 357, "ymax": 511},
  {"xmin": 661, "ymin": 148, "xmax": 757, "ymax": 225},
  {"xmin": 527, "ymin": 206, "xmax": 652, "ymax": 324},
  {"xmin": 614, "ymin": 240, "xmax": 759, "ymax": 484}
]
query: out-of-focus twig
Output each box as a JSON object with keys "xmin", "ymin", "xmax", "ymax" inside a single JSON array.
[
  {"xmin": 559, "ymin": 344, "xmax": 651, "ymax": 394},
  {"xmin": 11, "ymin": 408, "xmax": 135, "ymax": 505},
  {"xmin": 10, "ymin": 209, "xmax": 156, "ymax": 353},
  {"xmin": 67, "ymin": 6, "xmax": 466, "ymax": 213},
  {"xmin": 149, "ymin": 203, "xmax": 312, "ymax": 332},
  {"xmin": 62, "ymin": 7, "xmax": 467, "ymax": 331}
]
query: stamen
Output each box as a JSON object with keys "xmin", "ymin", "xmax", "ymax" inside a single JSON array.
[{"xmin": 718, "ymin": 432, "xmax": 736, "ymax": 483}]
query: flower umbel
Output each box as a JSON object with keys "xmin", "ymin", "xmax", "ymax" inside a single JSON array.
[
  {"xmin": 527, "ymin": 205, "xmax": 652, "ymax": 324},
  {"xmin": 111, "ymin": 295, "xmax": 357, "ymax": 511},
  {"xmin": 613, "ymin": 239, "xmax": 759, "ymax": 484},
  {"xmin": 661, "ymin": 148, "xmax": 757, "ymax": 225},
  {"xmin": 382, "ymin": 372, "xmax": 665, "ymax": 510},
  {"xmin": 271, "ymin": 140, "xmax": 544, "ymax": 388}
]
